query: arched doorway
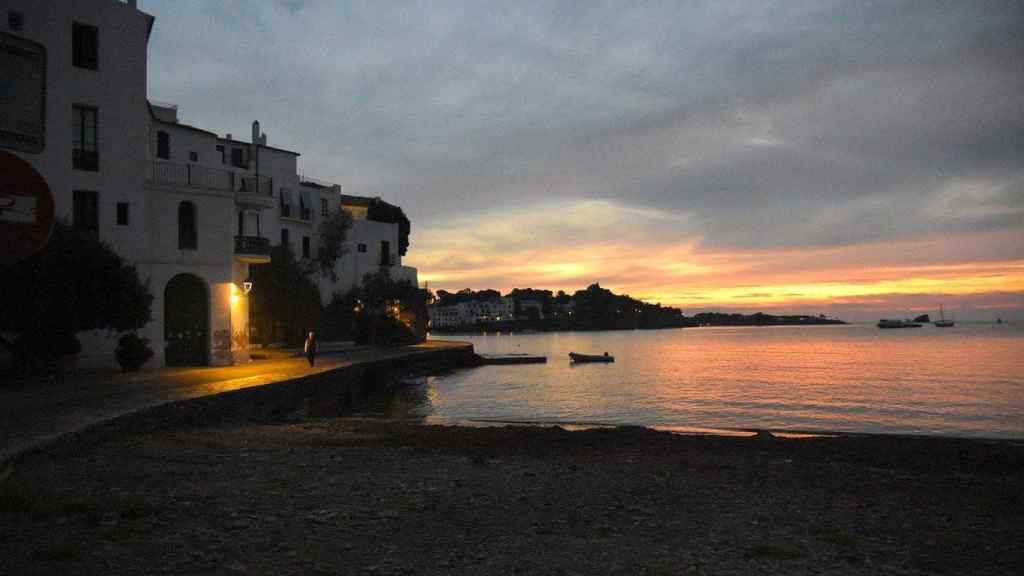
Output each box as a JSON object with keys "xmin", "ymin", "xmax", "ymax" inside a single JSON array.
[{"xmin": 164, "ymin": 273, "xmax": 209, "ymax": 366}]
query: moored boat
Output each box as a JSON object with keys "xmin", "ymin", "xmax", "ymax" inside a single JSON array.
[
  {"xmin": 933, "ymin": 305, "xmax": 955, "ymax": 328},
  {"xmin": 877, "ymin": 319, "xmax": 922, "ymax": 329},
  {"xmin": 569, "ymin": 352, "xmax": 615, "ymax": 363}
]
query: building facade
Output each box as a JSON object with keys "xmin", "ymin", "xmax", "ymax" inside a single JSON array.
[{"xmin": 2, "ymin": 0, "xmax": 416, "ymax": 368}]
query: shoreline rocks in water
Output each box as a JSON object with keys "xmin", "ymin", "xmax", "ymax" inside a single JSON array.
[{"xmin": 1, "ymin": 420, "xmax": 1021, "ymax": 575}]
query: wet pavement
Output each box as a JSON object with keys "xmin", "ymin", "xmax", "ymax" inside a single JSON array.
[{"xmin": 0, "ymin": 340, "xmax": 471, "ymax": 466}]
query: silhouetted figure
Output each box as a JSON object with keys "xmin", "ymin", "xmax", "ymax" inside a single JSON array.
[{"xmin": 304, "ymin": 330, "xmax": 317, "ymax": 367}]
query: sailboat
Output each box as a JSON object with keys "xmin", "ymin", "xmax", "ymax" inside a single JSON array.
[{"xmin": 934, "ymin": 305, "xmax": 955, "ymax": 328}]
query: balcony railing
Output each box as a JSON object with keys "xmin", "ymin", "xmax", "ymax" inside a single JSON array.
[
  {"xmin": 234, "ymin": 235, "xmax": 271, "ymax": 256},
  {"xmin": 147, "ymin": 160, "xmax": 273, "ymax": 197},
  {"xmin": 280, "ymin": 205, "xmax": 312, "ymax": 221}
]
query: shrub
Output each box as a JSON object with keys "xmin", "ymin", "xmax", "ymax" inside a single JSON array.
[{"xmin": 115, "ymin": 333, "xmax": 153, "ymax": 372}]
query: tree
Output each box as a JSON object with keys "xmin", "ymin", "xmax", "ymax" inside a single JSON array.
[
  {"xmin": 366, "ymin": 199, "xmax": 411, "ymax": 256},
  {"xmin": 0, "ymin": 223, "xmax": 152, "ymax": 370},
  {"xmin": 342, "ymin": 269, "xmax": 428, "ymax": 345},
  {"xmin": 249, "ymin": 244, "xmax": 323, "ymax": 346},
  {"xmin": 315, "ymin": 208, "xmax": 353, "ymax": 281}
]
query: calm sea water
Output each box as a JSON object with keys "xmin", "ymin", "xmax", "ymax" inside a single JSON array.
[{"xmin": 367, "ymin": 324, "xmax": 1024, "ymax": 439}]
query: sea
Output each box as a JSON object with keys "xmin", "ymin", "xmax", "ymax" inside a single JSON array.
[{"xmin": 361, "ymin": 323, "xmax": 1024, "ymax": 439}]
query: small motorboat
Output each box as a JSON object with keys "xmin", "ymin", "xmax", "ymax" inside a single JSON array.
[{"xmin": 569, "ymin": 352, "xmax": 615, "ymax": 363}]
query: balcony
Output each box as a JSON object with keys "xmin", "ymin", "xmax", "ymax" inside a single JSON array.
[
  {"xmin": 234, "ymin": 235, "xmax": 271, "ymax": 264},
  {"xmin": 280, "ymin": 204, "xmax": 312, "ymax": 222},
  {"xmin": 146, "ymin": 160, "xmax": 275, "ymax": 208}
]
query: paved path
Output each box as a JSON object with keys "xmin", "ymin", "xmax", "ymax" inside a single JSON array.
[{"xmin": 0, "ymin": 340, "xmax": 471, "ymax": 466}]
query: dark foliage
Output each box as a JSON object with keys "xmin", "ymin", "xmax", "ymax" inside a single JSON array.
[
  {"xmin": 115, "ymin": 333, "xmax": 154, "ymax": 372},
  {"xmin": 249, "ymin": 245, "xmax": 323, "ymax": 347},
  {"xmin": 340, "ymin": 270, "xmax": 428, "ymax": 345},
  {"xmin": 366, "ymin": 200, "xmax": 411, "ymax": 256},
  {"xmin": 0, "ymin": 223, "xmax": 152, "ymax": 368},
  {"xmin": 316, "ymin": 208, "xmax": 353, "ymax": 281}
]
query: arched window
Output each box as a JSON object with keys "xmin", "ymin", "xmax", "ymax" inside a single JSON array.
[
  {"xmin": 156, "ymin": 131, "xmax": 170, "ymax": 159},
  {"xmin": 178, "ymin": 201, "xmax": 197, "ymax": 250}
]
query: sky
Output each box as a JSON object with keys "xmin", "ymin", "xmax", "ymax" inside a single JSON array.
[{"xmin": 143, "ymin": 0, "xmax": 1024, "ymax": 321}]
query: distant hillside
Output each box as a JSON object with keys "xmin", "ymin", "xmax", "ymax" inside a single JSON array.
[{"xmin": 430, "ymin": 284, "xmax": 844, "ymax": 332}]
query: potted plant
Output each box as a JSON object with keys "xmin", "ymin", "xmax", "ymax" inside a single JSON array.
[{"xmin": 115, "ymin": 332, "xmax": 153, "ymax": 372}]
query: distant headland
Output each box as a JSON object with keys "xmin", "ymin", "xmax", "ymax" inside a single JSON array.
[{"xmin": 428, "ymin": 283, "xmax": 844, "ymax": 333}]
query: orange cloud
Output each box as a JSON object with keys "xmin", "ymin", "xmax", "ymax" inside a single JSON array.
[{"xmin": 407, "ymin": 200, "xmax": 1024, "ymax": 319}]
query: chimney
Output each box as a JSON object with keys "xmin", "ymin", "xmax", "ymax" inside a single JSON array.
[
  {"xmin": 252, "ymin": 121, "xmax": 260, "ymax": 145},
  {"xmin": 226, "ymin": 133, "xmax": 232, "ymax": 141},
  {"xmin": 261, "ymin": 134, "xmax": 267, "ymax": 146}
]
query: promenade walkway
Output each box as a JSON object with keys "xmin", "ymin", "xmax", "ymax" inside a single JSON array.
[{"xmin": 0, "ymin": 340, "xmax": 471, "ymax": 466}]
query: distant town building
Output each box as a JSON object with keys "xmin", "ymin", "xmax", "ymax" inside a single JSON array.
[{"xmin": 2, "ymin": 0, "xmax": 415, "ymax": 368}]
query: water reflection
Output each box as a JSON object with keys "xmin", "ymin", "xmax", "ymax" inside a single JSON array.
[{"xmin": 354, "ymin": 324, "xmax": 1024, "ymax": 438}]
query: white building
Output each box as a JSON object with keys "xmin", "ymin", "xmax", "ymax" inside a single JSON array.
[
  {"xmin": 1, "ymin": 0, "xmax": 416, "ymax": 368},
  {"xmin": 428, "ymin": 298, "xmax": 514, "ymax": 328}
]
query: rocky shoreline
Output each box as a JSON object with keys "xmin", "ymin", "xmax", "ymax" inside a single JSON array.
[{"xmin": 2, "ymin": 419, "xmax": 1021, "ymax": 575}]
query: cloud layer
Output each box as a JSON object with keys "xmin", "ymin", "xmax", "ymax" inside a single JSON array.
[{"xmin": 143, "ymin": 1, "xmax": 1024, "ymax": 319}]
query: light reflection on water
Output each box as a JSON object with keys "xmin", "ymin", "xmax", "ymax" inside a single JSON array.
[{"xmin": 358, "ymin": 323, "xmax": 1024, "ymax": 439}]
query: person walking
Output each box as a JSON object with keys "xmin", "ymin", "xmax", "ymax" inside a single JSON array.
[{"xmin": 304, "ymin": 330, "xmax": 318, "ymax": 367}]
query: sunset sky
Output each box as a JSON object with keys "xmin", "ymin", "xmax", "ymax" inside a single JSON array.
[{"xmin": 144, "ymin": 1, "xmax": 1024, "ymax": 321}]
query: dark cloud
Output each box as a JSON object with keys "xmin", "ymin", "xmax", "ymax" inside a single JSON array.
[{"xmin": 144, "ymin": 0, "xmax": 1024, "ymax": 254}]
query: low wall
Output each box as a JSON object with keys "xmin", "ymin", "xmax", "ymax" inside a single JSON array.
[{"xmin": 3, "ymin": 343, "xmax": 476, "ymax": 470}]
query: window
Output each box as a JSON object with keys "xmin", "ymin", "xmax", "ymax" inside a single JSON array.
[
  {"xmin": 379, "ymin": 240, "xmax": 391, "ymax": 266},
  {"xmin": 357, "ymin": 243, "xmax": 367, "ymax": 253},
  {"xmin": 321, "ymin": 198, "xmax": 328, "ymax": 216},
  {"xmin": 116, "ymin": 202, "xmax": 129, "ymax": 226},
  {"xmin": 280, "ymin": 228, "xmax": 289, "ymax": 247},
  {"xmin": 216, "ymin": 144, "xmax": 225, "ymax": 164},
  {"xmin": 237, "ymin": 211, "xmax": 244, "ymax": 235},
  {"xmin": 156, "ymin": 131, "xmax": 170, "ymax": 159},
  {"xmin": 279, "ymin": 188, "xmax": 292, "ymax": 218},
  {"xmin": 8, "ymin": 11, "xmax": 23, "ymax": 31},
  {"xmin": 73, "ymin": 190, "xmax": 98, "ymax": 233},
  {"xmin": 72, "ymin": 105, "xmax": 98, "ymax": 171},
  {"xmin": 230, "ymin": 147, "xmax": 245, "ymax": 168},
  {"xmin": 302, "ymin": 236, "xmax": 310, "ymax": 259},
  {"xmin": 72, "ymin": 22, "xmax": 98, "ymax": 70},
  {"xmin": 178, "ymin": 201, "xmax": 197, "ymax": 250},
  {"xmin": 189, "ymin": 151, "xmax": 198, "ymax": 162}
]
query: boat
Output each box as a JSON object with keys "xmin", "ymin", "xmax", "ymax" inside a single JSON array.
[
  {"xmin": 569, "ymin": 352, "xmax": 615, "ymax": 363},
  {"xmin": 933, "ymin": 305, "xmax": 955, "ymax": 328},
  {"xmin": 877, "ymin": 319, "xmax": 922, "ymax": 329}
]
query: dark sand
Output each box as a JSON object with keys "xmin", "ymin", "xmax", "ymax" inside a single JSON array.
[{"xmin": 2, "ymin": 419, "xmax": 1021, "ymax": 575}]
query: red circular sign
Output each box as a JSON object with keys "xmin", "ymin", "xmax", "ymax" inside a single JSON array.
[{"xmin": 0, "ymin": 149, "xmax": 55, "ymax": 266}]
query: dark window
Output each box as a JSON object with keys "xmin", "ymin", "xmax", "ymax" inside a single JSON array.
[
  {"xmin": 280, "ymin": 228, "xmax": 289, "ymax": 247},
  {"xmin": 72, "ymin": 22, "xmax": 98, "ymax": 70},
  {"xmin": 357, "ymin": 243, "xmax": 367, "ymax": 253},
  {"xmin": 156, "ymin": 131, "xmax": 170, "ymax": 159},
  {"xmin": 8, "ymin": 11, "xmax": 23, "ymax": 31},
  {"xmin": 178, "ymin": 201, "xmax": 197, "ymax": 250},
  {"xmin": 231, "ymin": 147, "xmax": 245, "ymax": 168},
  {"xmin": 216, "ymin": 144, "xmax": 225, "ymax": 164},
  {"xmin": 380, "ymin": 241, "xmax": 391, "ymax": 266},
  {"xmin": 321, "ymin": 198, "xmax": 328, "ymax": 216},
  {"xmin": 189, "ymin": 151, "xmax": 198, "ymax": 162},
  {"xmin": 237, "ymin": 211, "xmax": 244, "ymax": 235},
  {"xmin": 302, "ymin": 236, "xmax": 311, "ymax": 258},
  {"xmin": 73, "ymin": 190, "xmax": 99, "ymax": 233},
  {"xmin": 72, "ymin": 105, "xmax": 98, "ymax": 171},
  {"xmin": 116, "ymin": 202, "xmax": 129, "ymax": 226}
]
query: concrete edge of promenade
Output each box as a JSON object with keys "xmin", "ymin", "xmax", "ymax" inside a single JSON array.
[{"xmin": 0, "ymin": 341, "xmax": 478, "ymax": 474}]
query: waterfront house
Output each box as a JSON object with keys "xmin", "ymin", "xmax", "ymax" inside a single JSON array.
[{"xmin": 2, "ymin": 0, "xmax": 416, "ymax": 368}]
